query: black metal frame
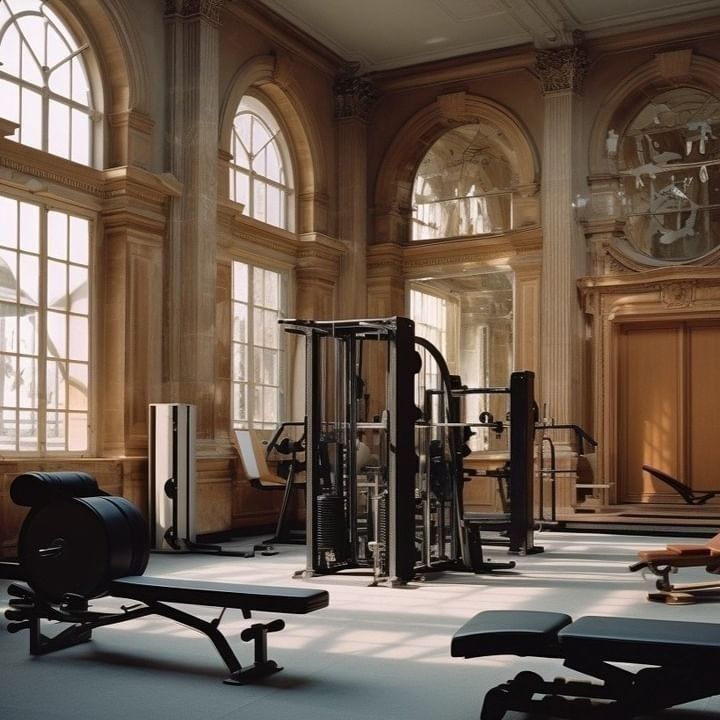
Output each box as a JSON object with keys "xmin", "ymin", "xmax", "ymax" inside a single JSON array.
[
  {"xmin": 481, "ymin": 657, "xmax": 720, "ymax": 720},
  {"xmin": 6, "ymin": 582, "xmax": 284, "ymax": 685}
]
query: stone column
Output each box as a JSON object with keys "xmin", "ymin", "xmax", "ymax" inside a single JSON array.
[
  {"xmin": 334, "ymin": 65, "xmax": 375, "ymax": 319},
  {"xmin": 535, "ymin": 41, "xmax": 589, "ymax": 428},
  {"xmin": 164, "ymin": 0, "xmax": 222, "ymax": 439}
]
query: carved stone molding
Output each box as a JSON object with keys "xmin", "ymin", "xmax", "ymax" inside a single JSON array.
[
  {"xmin": 165, "ymin": 0, "xmax": 223, "ymax": 22},
  {"xmin": 535, "ymin": 37, "xmax": 589, "ymax": 93},
  {"xmin": 334, "ymin": 64, "xmax": 376, "ymax": 120},
  {"xmin": 661, "ymin": 281, "xmax": 696, "ymax": 308}
]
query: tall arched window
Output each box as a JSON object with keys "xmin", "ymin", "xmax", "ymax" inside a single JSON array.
[
  {"xmin": 412, "ymin": 123, "xmax": 518, "ymax": 241},
  {"xmin": 229, "ymin": 95, "xmax": 295, "ymax": 231},
  {"xmin": 0, "ymin": 0, "xmax": 96, "ymax": 165}
]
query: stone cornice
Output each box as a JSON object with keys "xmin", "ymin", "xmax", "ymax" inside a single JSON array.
[
  {"xmin": 226, "ymin": 0, "xmax": 342, "ymax": 77},
  {"xmin": 222, "ymin": 209, "xmax": 302, "ymax": 261},
  {"xmin": 368, "ymin": 227, "xmax": 542, "ymax": 279},
  {"xmin": 370, "ymin": 45, "xmax": 536, "ymax": 94},
  {"xmin": 579, "ymin": 265, "xmax": 720, "ymax": 294},
  {"xmin": 0, "ymin": 118, "xmax": 19, "ymax": 138}
]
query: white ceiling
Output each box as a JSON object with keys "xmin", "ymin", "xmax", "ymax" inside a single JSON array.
[{"xmin": 254, "ymin": 0, "xmax": 720, "ymax": 72}]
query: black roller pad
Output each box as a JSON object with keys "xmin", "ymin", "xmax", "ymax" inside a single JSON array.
[{"xmin": 109, "ymin": 575, "xmax": 330, "ymax": 614}]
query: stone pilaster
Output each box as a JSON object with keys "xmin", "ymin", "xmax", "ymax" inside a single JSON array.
[
  {"xmin": 535, "ymin": 41, "xmax": 588, "ymax": 430},
  {"xmin": 164, "ymin": 1, "xmax": 222, "ymax": 439},
  {"xmin": 335, "ymin": 65, "xmax": 375, "ymax": 318}
]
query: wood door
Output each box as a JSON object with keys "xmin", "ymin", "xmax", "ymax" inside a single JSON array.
[
  {"xmin": 618, "ymin": 320, "xmax": 720, "ymax": 502},
  {"xmin": 618, "ymin": 323, "xmax": 683, "ymax": 502}
]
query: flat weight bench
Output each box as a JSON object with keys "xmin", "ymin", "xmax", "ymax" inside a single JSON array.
[
  {"xmin": 451, "ymin": 610, "xmax": 720, "ymax": 719},
  {"xmin": 4, "ymin": 471, "xmax": 329, "ymax": 685}
]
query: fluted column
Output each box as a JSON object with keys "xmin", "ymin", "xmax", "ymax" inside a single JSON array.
[
  {"xmin": 164, "ymin": 0, "xmax": 222, "ymax": 438},
  {"xmin": 536, "ymin": 41, "xmax": 588, "ymax": 427},
  {"xmin": 334, "ymin": 65, "xmax": 375, "ymax": 319}
]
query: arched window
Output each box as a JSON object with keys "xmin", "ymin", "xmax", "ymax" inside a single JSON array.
[
  {"xmin": 412, "ymin": 123, "xmax": 518, "ymax": 241},
  {"xmin": 229, "ymin": 95, "xmax": 295, "ymax": 231},
  {"xmin": 0, "ymin": 0, "xmax": 96, "ymax": 166}
]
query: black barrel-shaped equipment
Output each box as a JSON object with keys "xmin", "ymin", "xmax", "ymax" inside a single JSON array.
[{"xmin": 17, "ymin": 495, "xmax": 149, "ymax": 603}]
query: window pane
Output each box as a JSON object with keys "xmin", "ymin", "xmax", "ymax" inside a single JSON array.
[
  {"xmin": 47, "ymin": 310, "xmax": 67, "ymax": 358},
  {"xmin": 19, "ymin": 253, "xmax": 39, "ymax": 307},
  {"xmin": 47, "ymin": 359, "xmax": 64, "ymax": 409},
  {"xmin": 71, "ymin": 56, "xmax": 91, "ymax": 105},
  {"xmin": 0, "ymin": 24, "xmax": 20, "ymax": 77},
  {"xmin": 18, "ymin": 311, "xmax": 38, "ymax": 355},
  {"xmin": 20, "ymin": 88, "xmax": 42, "ymax": 148},
  {"xmin": 68, "ymin": 363, "xmax": 88, "ymax": 411},
  {"xmin": 0, "ymin": 197, "xmax": 18, "ymax": 249},
  {"xmin": 232, "ymin": 262, "xmax": 248, "ymax": 303},
  {"xmin": 45, "ymin": 410, "xmax": 65, "ymax": 450},
  {"xmin": 1, "ymin": 356, "xmax": 18, "ymax": 408},
  {"xmin": 68, "ymin": 316, "xmax": 88, "ymax": 361},
  {"xmin": 48, "ymin": 260, "xmax": 68, "ymax": 311},
  {"xmin": 67, "ymin": 412, "xmax": 87, "ymax": 451},
  {"xmin": 48, "ymin": 211, "xmax": 68, "ymax": 260},
  {"xmin": 19, "ymin": 409, "xmax": 38, "ymax": 451},
  {"xmin": 0, "ymin": 79, "xmax": 20, "ymax": 126},
  {"xmin": 68, "ymin": 266, "xmax": 88, "ymax": 314},
  {"xmin": 20, "ymin": 34, "xmax": 44, "ymax": 87},
  {"xmin": 70, "ymin": 108, "xmax": 90, "ymax": 165},
  {"xmin": 49, "ymin": 58, "xmax": 71, "ymax": 98},
  {"xmin": 253, "ymin": 181, "xmax": 266, "ymax": 223},
  {"xmin": 18, "ymin": 356, "xmax": 37, "ymax": 408},
  {"xmin": 19, "ymin": 202, "xmax": 39, "ymax": 254},
  {"xmin": 69, "ymin": 216, "xmax": 89, "ymax": 264}
]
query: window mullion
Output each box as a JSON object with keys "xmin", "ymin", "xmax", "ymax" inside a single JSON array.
[{"xmin": 37, "ymin": 208, "xmax": 48, "ymax": 452}]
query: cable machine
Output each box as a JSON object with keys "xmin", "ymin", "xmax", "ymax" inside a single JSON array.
[{"xmin": 281, "ymin": 316, "xmax": 537, "ymax": 586}]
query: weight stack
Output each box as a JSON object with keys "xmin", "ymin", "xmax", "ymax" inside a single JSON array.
[{"xmin": 148, "ymin": 403, "xmax": 196, "ymax": 551}]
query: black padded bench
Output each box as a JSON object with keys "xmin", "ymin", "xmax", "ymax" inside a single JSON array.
[
  {"xmin": 4, "ymin": 470, "xmax": 329, "ymax": 685},
  {"xmin": 451, "ymin": 610, "xmax": 720, "ymax": 719}
]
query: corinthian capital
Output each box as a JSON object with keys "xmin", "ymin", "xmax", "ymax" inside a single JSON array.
[
  {"xmin": 334, "ymin": 64, "xmax": 375, "ymax": 120},
  {"xmin": 165, "ymin": 0, "xmax": 223, "ymax": 23},
  {"xmin": 535, "ymin": 37, "xmax": 589, "ymax": 93}
]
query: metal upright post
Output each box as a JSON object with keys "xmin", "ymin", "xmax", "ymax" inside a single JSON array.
[
  {"xmin": 509, "ymin": 371, "xmax": 543, "ymax": 554},
  {"xmin": 388, "ymin": 316, "xmax": 418, "ymax": 583}
]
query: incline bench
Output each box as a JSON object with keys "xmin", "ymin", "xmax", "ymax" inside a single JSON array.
[
  {"xmin": 3, "ymin": 471, "xmax": 328, "ymax": 684},
  {"xmin": 451, "ymin": 610, "xmax": 720, "ymax": 719}
]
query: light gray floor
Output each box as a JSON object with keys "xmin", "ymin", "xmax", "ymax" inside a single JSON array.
[{"xmin": 2, "ymin": 530, "xmax": 720, "ymax": 719}]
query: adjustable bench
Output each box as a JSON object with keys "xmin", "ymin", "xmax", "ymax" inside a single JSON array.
[
  {"xmin": 629, "ymin": 533, "xmax": 720, "ymax": 604},
  {"xmin": 451, "ymin": 610, "xmax": 720, "ymax": 719},
  {"xmin": 4, "ymin": 471, "xmax": 329, "ymax": 684}
]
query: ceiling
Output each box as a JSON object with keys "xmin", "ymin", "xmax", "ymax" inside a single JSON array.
[{"xmin": 254, "ymin": 0, "xmax": 720, "ymax": 72}]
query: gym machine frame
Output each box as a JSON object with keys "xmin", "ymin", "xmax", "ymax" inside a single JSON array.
[
  {"xmin": 281, "ymin": 317, "xmax": 418, "ymax": 585},
  {"xmin": 281, "ymin": 316, "xmax": 536, "ymax": 585}
]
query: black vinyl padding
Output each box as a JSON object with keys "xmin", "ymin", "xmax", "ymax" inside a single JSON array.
[
  {"xmin": 560, "ymin": 615, "xmax": 720, "ymax": 667},
  {"xmin": 109, "ymin": 575, "xmax": 330, "ymax": 614},
  {"xmin": 451, "ymin": 610, "xmax": 572, "ymax": 658},
  {"xmin": 11, "ymin": 471, "xmax": 101, "ymax": 507},
  {"xmin": 452, "ymin": 610, "xmax": 720, "ymax": 668}
]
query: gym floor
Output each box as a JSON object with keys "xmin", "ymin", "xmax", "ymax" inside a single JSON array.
[{"xmin": 2, "ymin": 531, "xmax": 720, "ymax": 720}]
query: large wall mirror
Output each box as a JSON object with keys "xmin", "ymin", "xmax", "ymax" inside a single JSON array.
[{"xmin": 408, "ymin": 269, "xmax": 513, "ymax": 453}]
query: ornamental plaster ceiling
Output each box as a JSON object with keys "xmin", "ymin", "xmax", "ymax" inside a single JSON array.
[{"xmin": 252, "ymin": 0, "xmax": 720, "ymax": 72}]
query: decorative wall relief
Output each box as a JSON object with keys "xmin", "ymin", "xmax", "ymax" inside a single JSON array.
[{"xmin": 618, "ymin": 87, "xmax": 720, "ymax": 262}]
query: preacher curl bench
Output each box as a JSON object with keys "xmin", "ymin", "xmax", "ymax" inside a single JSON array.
[
  {"xmin": 2, "ymin": 471, "xmax": 328, "ymax": 684},
  {"xmin": 451, "ymin": 610, "xmax": 720, "ymax": 719}
]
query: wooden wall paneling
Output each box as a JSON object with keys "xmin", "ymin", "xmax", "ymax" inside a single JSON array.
[
  {"xmin": 688, "ymin": 322, "xmax": 720, "ymax": 491},
  {"xmin": 618, "ymin": 323, "xmax": 683, "ymax": 502}
]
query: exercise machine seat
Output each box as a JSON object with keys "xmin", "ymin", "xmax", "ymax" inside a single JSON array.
[
  {"xmin": 451, "ymin": 610, "xmax": 571, "ymax": 658},
  {"xmin": 109, "ymin": 575, "xmax": 329, "ymax": 614}
]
